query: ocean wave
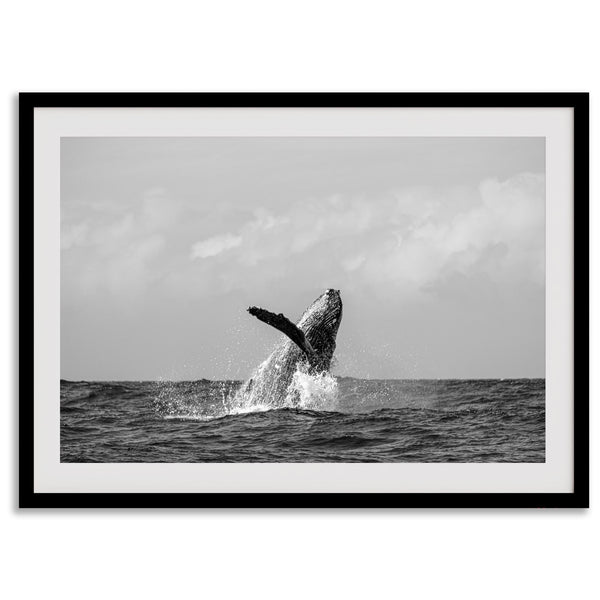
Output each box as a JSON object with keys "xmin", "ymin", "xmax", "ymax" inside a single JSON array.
[{"xmin": 60, "ymin": 377, "xmax": 545, "ymax": 463}]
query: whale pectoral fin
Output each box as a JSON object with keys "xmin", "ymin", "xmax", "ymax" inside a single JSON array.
[{"xmin": 248, "ymin": 306, "xmax": 315, "ymax": 356}]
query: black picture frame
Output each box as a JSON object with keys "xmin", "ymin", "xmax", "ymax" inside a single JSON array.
[{"xmin": 19, "ymin": 92, "xmax": 589, "ymax": 509}]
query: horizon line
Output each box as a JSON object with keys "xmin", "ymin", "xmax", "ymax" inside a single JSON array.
[{"xmin": 60, "ymin": 375, "xmax": 546, "ymax": 383}]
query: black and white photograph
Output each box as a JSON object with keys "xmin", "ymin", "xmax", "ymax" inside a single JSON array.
[
  {"xmin": 6, "ymin": 4, "xmax": 596, "ymax": 600},
  {"xmin": 60, "ymin": 135, "xmax": 546, "ymax": 464}
]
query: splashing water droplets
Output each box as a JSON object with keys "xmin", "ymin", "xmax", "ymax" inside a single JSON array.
[
  {"xmin": 284, "ymin": 364, "xmax": 339, "ymax": 411},
  {"xmin": 153, "ymin": 361, "xmax": 339, "ymax": 421},
  {"xmin": 231, "ymin": 358, "xmax": 339, "ymax": 414}
]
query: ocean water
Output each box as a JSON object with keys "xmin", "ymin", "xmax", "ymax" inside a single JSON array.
[{"xmin": 60, "ymin": 374, "xmax": 545, "ymax": 463}]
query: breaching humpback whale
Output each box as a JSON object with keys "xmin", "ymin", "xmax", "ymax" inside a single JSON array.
[{"xmin": 238, "ymin": 289, "xmax": 342, "ymax": 405}]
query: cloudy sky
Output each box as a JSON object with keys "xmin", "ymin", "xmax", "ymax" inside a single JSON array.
[{"xmin": 61, "ymin": 137, "xmax": 545, "ymax": 380}]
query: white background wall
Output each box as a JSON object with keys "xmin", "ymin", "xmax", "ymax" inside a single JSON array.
[{"xmin": 1, "ymin": 2, "xmax": 596, "ymax": 598}]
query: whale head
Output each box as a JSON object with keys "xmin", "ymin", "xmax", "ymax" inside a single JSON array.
[
  {"xmin": 298, "ymin": 289, "xmax": 343, "ymax": 369},
  {"xmin": 247, "ymin": 289, "xmax": 343, "ymax": 374},
  {"xmin": 300, "ymin": 289, "xmax": 342, "ymax": 335}
]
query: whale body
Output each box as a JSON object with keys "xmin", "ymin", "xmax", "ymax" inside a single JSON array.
[{"xmin": 237, "ymin": 289, "xmax": 343, "ymax": 406}]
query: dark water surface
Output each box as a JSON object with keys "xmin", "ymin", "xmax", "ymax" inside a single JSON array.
[{"xmin": 61, "ymin": 378, "xmax": 544, "ymax": 463}]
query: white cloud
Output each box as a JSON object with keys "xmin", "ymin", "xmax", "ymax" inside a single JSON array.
[
  {"xmin": 105, "ymin": 234, "xmax": 166, "ymax": 296},
  {"xmin": 183, "ymin": 172, "xmax": 545, "ymax": 298},
  {"xmin": 61, "ymin": 221, "xmax": 89, "ymax": 250},
  {"xmin": 63, "ymin": 173, "xmax": 545, "ymax": 303},
  {"xmin": 341, "ymin": 254, "xmax": 366, "ymax": 272},
  {"xmin": 62, "ymin": 189, "xmax": 180, "ymax": 298},
  {"xmin": 190, "ymin": 233, "xmax": 243, "ymax": 259},
  {"xmin": 363, "ymin": 173, "xmax": 545, "ymax": 292}
]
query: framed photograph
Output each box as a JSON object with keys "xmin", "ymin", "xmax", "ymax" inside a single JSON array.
[{"xmin": 20, "ymin": 93, "xmax": 588, "ymax": 508}]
